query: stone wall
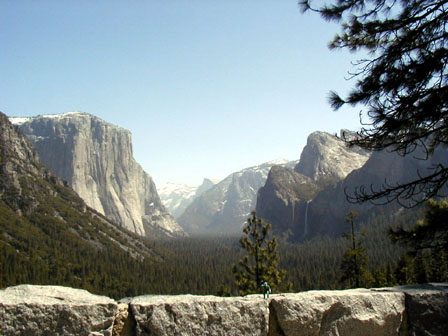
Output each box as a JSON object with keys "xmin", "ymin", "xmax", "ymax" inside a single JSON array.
[{"xmin": 1, "ymin": 284, "xmax": 447, "ymax": 336}]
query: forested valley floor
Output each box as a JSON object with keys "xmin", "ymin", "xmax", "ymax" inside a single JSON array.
[{"xmin": 4, "ymin": 202, "xmax": 444, "ymax": 299}]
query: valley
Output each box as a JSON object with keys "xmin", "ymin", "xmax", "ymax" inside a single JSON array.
[{"xmin": 1, "ymin": 111, "xmax": 445, "ymax": 299}]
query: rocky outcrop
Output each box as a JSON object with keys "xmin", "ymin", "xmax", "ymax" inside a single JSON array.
[
  {"xmin": 256, "ymin": 166, "xmax": 317, "ymax": 240},
  {"xmin": 10, "ymin": 112, "xmax": 184, "ymax": 238},
  {"xmin": 178, "ymin": 160, "xmax": 296, "ymax": 235},
  {"xmin": 1, "ymin": 283, "xmax": 447, "ymax": 336},
  {"xmin": 391, "ymin": 284, "xmax": 448, "ymax": 336},
  {"xmin": 256, "ymin": 131, "xmax": 370, "ymax": 241}
]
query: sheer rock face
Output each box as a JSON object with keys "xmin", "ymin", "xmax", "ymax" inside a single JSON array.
[
  {"xmin": 0, "ymin": 113, "xmax": 46, "ymax": 198},
  {"xmin": 1, "ymin": 283, "xmax": 447, "ymax": 336},
  {"xmin": 0, "ymin": 112, "xmax": 66, "ymax": 216},
  {"xmin": 10, "ymin": 112, "xmax": 184, "ymax": 238},
  {"xmin": 1, "ymin": 112, "xmax": 157, "ymax": 259},
  {"xmin": 256, "ymin": 131, "xmax": 370, "ymax": 241},
  {"xmin": 294, "ymin": 131, "xmax": 370, "ymax": 182},
  {"xmin": 256, "ymin": 166, "xmax": 317, "ymax": 240},
  {"xmin": 0, "ymin": 285, "xmax": 118, "ymax": 336},
  {"xmin": 307, "ymin": 145, "xmax": 448, "ymax": 237}
]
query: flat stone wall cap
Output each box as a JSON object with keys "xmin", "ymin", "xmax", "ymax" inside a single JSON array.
[
  {"xmin": 372, "ymin": 282, "xmax": 448, "ymax": 294},
  {"xmin": 0, "ymin": 284, "xmax": 116, "ymax": 305},
  {"xmin": 130, "ymin": 294, "xmax": 266, "ymax": 305}
]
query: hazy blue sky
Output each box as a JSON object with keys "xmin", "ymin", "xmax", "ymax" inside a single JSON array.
[{"xmin": 1, "ymin": 0, "xmax": 365, "ymax": 186}]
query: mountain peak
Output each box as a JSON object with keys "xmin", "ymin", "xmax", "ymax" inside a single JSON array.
[{"xmin": 294, "ymin": 130, "xmax": 370, "ymax": 182}]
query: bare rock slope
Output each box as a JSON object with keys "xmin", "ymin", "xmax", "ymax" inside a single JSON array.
[{"xmin": 10, "ymin": 112, "xmax": 184, "ymax": 238}]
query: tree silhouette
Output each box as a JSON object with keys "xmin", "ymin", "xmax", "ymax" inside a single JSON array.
[
  {"xmin": 301, "ymin": 0, "xmax": 448, "ymax": 206},
  {"xmin": 340, "ymin": 211, "xmax": 371, "ymax": 288},
  {"xmin": 390, "ymin": 199, "xmax": 448, "ymax": 281}
]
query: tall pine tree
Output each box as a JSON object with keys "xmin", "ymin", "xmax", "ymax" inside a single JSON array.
[
  {"xmin": 232, "ymin": 211, "xmax": 290, "ymax": 296},
  {"xmin": 340, "ymin": 211, "xmax": 371, "ymax": 288}
]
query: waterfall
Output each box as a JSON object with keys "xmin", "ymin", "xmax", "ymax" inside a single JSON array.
[
  {"xmin": 303, "ymin": 200, "xmax": 311, "ymax": 238},
  {"xmin": 291, "ymin": 199, "xmax": 295, "ymax": 225}
]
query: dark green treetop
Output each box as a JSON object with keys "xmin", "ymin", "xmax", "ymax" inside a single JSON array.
[
  {"xmin": 390, "ymin": 199, "xmax": 448, "ymax": 254},
  {"xmin": 390, "ymin": 199, "xmax": 448, "ymax": 282}
]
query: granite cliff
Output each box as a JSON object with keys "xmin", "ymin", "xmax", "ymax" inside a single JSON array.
[
  {"xmin": 1, "ymin": 283, "xmax": 447, "ymax": 335},
  {"xmin": 0, "ymin": 111, "xmax": 156, "ymax": 263},
  {"xmin": 305, "ymin": 144, "xmax": 448, "ymax": 237},
  {"xmin": 10, "ymin": 112, "xmax": 184, "ymax": 238},
  {"xmin": 256, "ymin": 131, "xmax": 370, "ymax": 241},
  {"xmin": 294, "ymin": 130, "xmax": 371, "ymax": 183}
]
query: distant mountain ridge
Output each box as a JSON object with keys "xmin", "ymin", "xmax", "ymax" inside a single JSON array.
[
  {"xmin": 178, "ymin": 159, "xmax": 297, "ymax": 235},
  {"xmin": 10, "ymin": 112, "xmax": 185, "ymax": 238},
  {"xmin": 158, "ymin": 178, "xmax": 217, "ymax": 219}
]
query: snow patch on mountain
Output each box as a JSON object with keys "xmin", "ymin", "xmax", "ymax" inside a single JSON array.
[{"xmin": 158, "ymin": 179, "xmax": 217, "ymax": 219}]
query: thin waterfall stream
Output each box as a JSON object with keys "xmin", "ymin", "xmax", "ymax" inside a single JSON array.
[
  {"xmin": 303, "ymin": 200, "xmax": 311, "ymax": 237},
  {"xmin": 291, "ymin": 199, "xmax": 295, "ymax": 225}
]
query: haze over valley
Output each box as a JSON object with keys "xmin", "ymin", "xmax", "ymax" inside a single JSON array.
[{"xmin": 2, "ymin": 3, "xmax": 447, "ymax": 329}]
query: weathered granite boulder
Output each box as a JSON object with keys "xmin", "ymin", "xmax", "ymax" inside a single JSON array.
[
  {"xmin": 129, "ymin": 294, "xmax": 269, "ymax": 336},
  {"xmin": 269, "ymin": 289, "xmax": 405, "ymax": 336},
  {"xmin": 0, "ymin": 285, "xmax": 118, "ymax": 336}
]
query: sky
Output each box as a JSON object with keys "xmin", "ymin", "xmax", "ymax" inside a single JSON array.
[{"xmin": 1, "ymin": 0, "xmax": 366, "ymax": 187}]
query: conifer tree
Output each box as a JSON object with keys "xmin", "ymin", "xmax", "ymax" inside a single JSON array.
[
  {"xmin": 301, "ymin": 0, "xmax": 448, "ymax": 206},
  {"xmin": 340, "ymin": 211, "xmax": 371, "ymax": 288},
  {"xmin": 390, "ymin": 199, "xmax": 448, "ymax": 281},
  {"xmin": 232, "ymin": 211, "xmax": 289, "ymax": 296}
]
